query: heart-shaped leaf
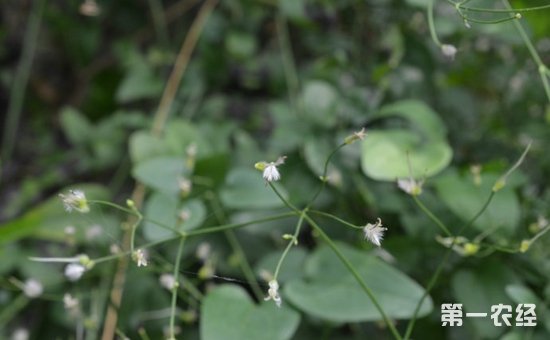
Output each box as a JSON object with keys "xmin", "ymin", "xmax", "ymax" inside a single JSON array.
[
  {"xmin": 284, "ymin": 243, "xmax": 433, "ymax": 322},
  {"xmin": 201, "ymin": 284, "xmax": 300, "ymax": 340}
]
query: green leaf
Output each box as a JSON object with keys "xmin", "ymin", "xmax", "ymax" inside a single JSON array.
[
  {"xmin": 201, "ymin": 285, "xmax": 300, "ymax": 340},
  {"xmin": 301, "ymin": 80, "xmax": 339, "ymax": 128},
  {"xmin": 132, "ymin": 156, "xmax": 189, "ymax": 194},
  {"xmin": 143, "ymin": 193, "xmax": 206, "ymax": 241},
  {"xmin": 434, "ymin": 169, "xmax": 520, "ymax": 236},
  {"xmin": 129, "ymin": 131, "xmax": 168, "ymax": 164},
  {"xmin": 361, "ymin": 100, "xmax": 452, "ymax": 181},
  {"xmin": 116, "ymin": 48, "xmax": 163, "ymax": 102},
  {"xmin": 59, "ymin": 106, "xmax": 93, "ymax": 146},
  {"xmin": 219, "ymin": 168, "xmax": 288, "ymax": 209},
  {"xmin": 361, "ymin": 130, "xmax": 452, "ymax": 180},
  {"xmin": 375, "ymin": 100, "xmax": 447, "ymax": 140},
  {"xmin": 284, "ymin": 243, "xmax": 433, "ymax": 322},
  {"xmin": 451, "ymin": 261, "xmax": 519, "ymax": 338}
]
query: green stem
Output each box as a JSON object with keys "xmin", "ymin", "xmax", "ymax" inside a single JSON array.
[
  {"xmin": 0, "ymin": 294, "xmax": 29, "ymax": 326},
  {"xmin": 1, "ymin": 0, "xmax": 45, "ymax": 165},
  {"xmin": 456, "ymin": 10, "xmax": 519, "ymax": 24},
  {"xmin": 304, "ymin": 214, "xmax": 402, "ymax": 340},
  {"xmin": 403, "ymin": 191, "xmax": 495, "ymax": 339},
  {"xmin": 169, "ymin": 237, "xmax": 186, "ymax": 340},
  {"xmin": 451, "ymin": 1, "xmax": 550, "ymax": 13},
  {"xmin": 306, "ymin": 143, "xmax": 346, "ymax": 209},
  {"xmin": 428, "ymin": 0, "xmax": 442, "ymax": 46},
  {"xmin": 186, "ymin": 212, "xmax": 296, "ymax": 236},
  {"xmin": 276, "ymin": 14, "xmax": 300, "ymax": 115},
  {"xmin": 308, "ymin": 210, "xmax": 363, "ymax": 230},
  {"xmin": 268, "ymin": 183, "xmax": 301, "ymax": 213},
  {"xmin": 412, "ymin": 196, "xmax": 452, "ymax": 236},
  {"xmin": 505, "ymin": 0, "xmax": 550, "ymax": 104},
  {"xmin": 147, "ymin": 0, "xmax": 170, "ymax": 48},
  {"xmin": 273, "ymin": 211, "xmax": 305, "ymax": 279},
  {"xmin": 208, "ymin": 191, "xmax": 263, "ymax": 300}
]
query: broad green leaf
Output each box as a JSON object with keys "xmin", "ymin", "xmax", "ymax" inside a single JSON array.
[
  {"xmin": 451, "ymin": 262, "xmax": 519, "ymax": 338},
  {"xmin": 132, "ymin": 156, "xmax": 189, "ymax": 194},
  {"xmin": 60, "ymin": 107, "xmax": 93, "ymax": 146},
  {"xmin": 374, "ymin": 100, "xmax": 447, "ymax": 140},
  {"xmin": 505, "ymin": 285, "xmax": 539, "ymax": 305},
  {"xmin": 362, "ymin": 100, "xmax": 452, "ymax": 181},
  {"xmin": 225, "ymin": 31, "xmax": 257, "ymax": 60},
  {"xmin": 129, "ymin": 131, "xmax": 168, "ymax": 164},
  {"xmin": 201, "ymin": 285, "xmax": 300, "ymax": 340},
  {"xmin": 361, "ymin": 130, "xmax": 452, "ymax": 180},
  {"xmin": 219, "ymin": 168, "xmax": 288, "ymax": 209},
  {"xmin": 116, "ymin": 48, "xmax": 163, "ymax": 102},
  {"xmin": 143, "ymin": 193, "xmax": 206, "ymax": 241},
  {"xmin": 301, "ymin": 80, "xmax": 338, "ymax": 128},
  {"xmin": 434, "ymin": 170, "xmax": 520, "ymax": 236},
  {"xmin": 284, "ymin": 243, "xmax": 433, "ymax": 322}
]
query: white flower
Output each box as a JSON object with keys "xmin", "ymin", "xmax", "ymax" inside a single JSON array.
[
  {"xmin": 255, "ymin": 156, "xmax": 286, "ymax": 182},
  {"xmin": 79, "ymin": 0, "xmax": 100, "ymax": 16},
  {"xmin": 12, "ymin": 328, "xmax": 29, "ymax": 340},
  {"xmin": 397, "ymin": 178, "xmax": 423, "ymax": 196},
  {"xmin": 63, "ymin": 293, "xmax": 79, "ymax": 310},
  {"xmin": 344, "ymin": 127, "xmax": 367, "ymax": 145},
  {"xmin": 441, "ymin": 44, "xmax": 458, "ymax": 60},
  {"xmin": 132, "ymin": 249, "xmax": 148, "ymax": 267},
  {"xmin": 23, "ymin": 279, "xmax": 43, "ymax": 298},
  {"xmin": 65, "ymin": 263, "xmax": 86, "ymax": 281},
  {"xmin": 59, "ymin": 190, "xmax": 89, "ymax": 213},
  {"xmin": 160, "ymin": 274, "xmax": 177, "ymax": 290},
  {"xmin": 264, "ymin": 280, "xmax": 282, "ymax": 307},
  {"xmin": 363, "ymin": 218, "xmax": 387, "ymax": 247}
]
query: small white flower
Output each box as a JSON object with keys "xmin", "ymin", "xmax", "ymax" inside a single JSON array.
[
  {"xmin": 65, "ymin": 263, "xmax": 86, "ymax": 281},
  {"xmin": 132, "ymin": 249, "xmax": 148, "ymax": 267},
  {"xmin": 255, "ymin": 156, "xmax": 286, "ymax": 183},
  {"xmin": 363, "ymin": 218, "xmax": 387, "ymax": 247},
  {"xmin": 344, "ymin": 127, "xmax": 367, "ymax": 145},
  {"xmin": 86, "ymin": 224, "xmax": 103, "ymax": 240},
  {"xmin": 397, "ymin": 178, "xmax": 423, "ymax": 196},
  {"xmin": 59, "ymin": 190, "xmax": 89, "ymax": 213},
  {"xmin": 160, "ymin": 274, "xmax": 177, "ymax": 290},
  {"xmin": 63, "ymin": 293, "xmax": 79, "ymax": 310},
  {"xmin": 11, "ymin": 328, "xmax": 29, "ymax": 340},
  {"xmin": 441, "ymin": 44, "xmax": 458, "ymax": 60},
  {"xmin": 196, "ymin": 242, "xmax": 211, "ymax": 262},
  {"xmin": 79, "ymin": 0, "xmax": 100, "ymax": 16},
  {"xmin": 264, "ymin": 280, "xmax": 282, "ymax": 307},
  {"xmin": 23, "ymin": 279, "xmax": 43, "ymax": 298}
]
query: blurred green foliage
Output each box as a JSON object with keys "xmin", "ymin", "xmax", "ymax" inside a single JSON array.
[{"xmin": 1, "ymin": 0, "xmax": 550, "ymax": 339}]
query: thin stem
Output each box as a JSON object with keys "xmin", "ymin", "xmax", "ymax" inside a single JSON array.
[
  {"xmin": 1, "ymin": 0, "xmax": 45, "ymax": 165},
  {"xmin": 208, "ymin": 191, "xmax": 263, "ymax": 300},
  {"xmin": 304, "ymin": 214, "xmax": 402, "ymax": 340},
  {"xmin": 276, "ymin": 14, "xmax": 300, "ymax": 115},
  {"xmin": 308, "ymin": 210, "xmax": 363, "ymax": 230},
  {"xmin": 504, "ymin": 2, "xmax": 550, "ymax": 103},
  {"xmin": 169, "ymin": 237, "xmax": 186, "ymax": 340},
  {"xmin": 451, "ymin": 1, "xmax": 550, "ymax": 13},
  {"xmin": 412, "ymin": 196, "xmax": 452, "ymax": 236},
  {"xmin": 273, "ymin": 211, "xmax": 305, "ymax": 279},
  {"xmin": 186, "ymin": 212, "xmax": 296, "ymax": 236},
  {"xmin": 455, "ymin": 6, "xmax": 520, "ymax": 25},
  {"xmin": 0, "ymin": 294, "xmax": 29, "ymax": 327},
  {"xmin": 529, "ymin": 225, "xmax": 550, "ymax": 244},
  {"xmin": 403, "ymin": 191, "xmax": 495, "ymax": 339},
  {"xmin": 147, "ymin": 0, "xmax": 170, "ymax": 48},
  {"xmin": 268, "ymin": 182, "xmax": 301, "ymax": 213},
  {"xmin": 306, "ymin": 143, "xmax": 346, "ymax": 209},
  {"xmin": 428, "ymin": 0, "xmax": 442, "ymax": 46}
]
